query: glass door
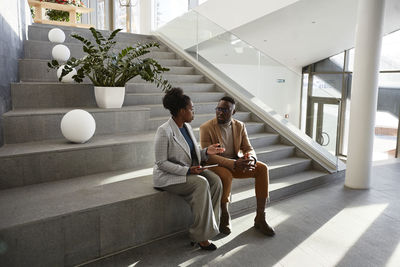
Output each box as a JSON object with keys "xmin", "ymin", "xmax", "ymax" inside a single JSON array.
[{"xmin": 307, "ymin": 97, "xmax": 341, "ymax": 155}]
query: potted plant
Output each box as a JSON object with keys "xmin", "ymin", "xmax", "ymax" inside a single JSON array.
[
  {"xmin": 31, "ymin": 0, "xmax": 85, "ymax": 22},
  {"xmin": 48, "ymin": 27, "xmax": 172, "ymax": 108}
]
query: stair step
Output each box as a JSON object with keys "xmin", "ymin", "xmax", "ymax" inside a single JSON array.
[
  {"xmin": 126, "ymin": 83, "xmax": 215, "ymax": 93},
  {"xmin": 141, "ymin": 102, "xmax": 262, "ymax": 120},
  {"xmin": 2, "ymin": 106, "xmax": 150, "ymax": 144},
  {"xmin": 11, "ymin": 82, "xmax": 96, "ymax": 109},
  {"xmin": 24, "ymin": 40, "xmax": 172, "ymax": 60},
  {"xmin": 0, "ymin": 133, "xmax": 156, "ymax": 189},
  {"xmin": 148, "ymin": 112, "xmax": 252, "ymax": 130},
  {"xmin": 231, "ymin": 156, "xmax": 313, "ymax": 191},
  {"xmin": 189, "ymin": 121, "xmax": 266, "ymax": 140},
  {"xmin": 154, "ymin": 59, "xmax": 186, "ymax": 66},
  {"xmin": 255, "ymin": 144, "xmax": 295, "ymax": 162},
  {"xmin": 124, "ymin": 91, "xmax": 225, "ymax": 105},
  {"xmin": 11, "ymin": 82, "xmax": 214, "ymax": 109},
  {"xmin": 230, "ymin": 170, "xmax": 331, "ymax": 214},
  {"xmin": 28, "ymin": 23, "xmax": 157, "ymax": 44},
  {"xmin": 131, "ymin": 73, "xmax": 204, "ymax": 83},
  {"xmin": 141, "ymin": 102, "xmax": 217, "ymax": 117},
  {"xmin": 268, "ymin": 157, "xmax": 312, "ymax": 178},
  {"xmin": 0, "ymin": 167, "xmax": 191, "ymax": 266},
  {"xmin": 248, "ymin": 132, "xmax": 280, "ymax": 148},
  {"xmin": 19, "ymin": 59, "xmax": 190, "ymax": 82}
]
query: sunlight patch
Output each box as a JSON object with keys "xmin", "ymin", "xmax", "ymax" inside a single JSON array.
[
  {"xmin": 386, "ymin": 241, "xmax": 400, "ymax": 267},
  {"xmin": 98, "ymin": 168, "xmax": 153, "ymax": 185},
  {"xmin": 277, "ymin": 203, "xmax": 388, "ymax": 266}
]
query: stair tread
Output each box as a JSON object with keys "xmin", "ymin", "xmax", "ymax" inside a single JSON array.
[
  {"xmin": 0, "ymin": 133, "xmax": 155, "ymax": 158},
  {"xmin": 249, "ymin": 132, "xmax": 279, "ymax": 138},
  {"xmin": 190, "ymin": 121, "xmax": 264, "ymax": 132},
  {"xmin": 4, "ymin": 106, "xmax": 149, "ymax": 116},
  {"xmin": 30, "ymin": 23, "xmax": 155, "ymax": 37},
  {"xmin": 0, "ymin": 166, "xmax": 155, "ymax": 229},
  {"xmin": 150, "ymin": 111, "xmax": 250, "ymax": 120},
  {"xmin": 231, "ymin": 170, "xmax": 328, "ymax": 203},
  {"xmin": 25, "ymin": 39, "xmax": 171, "ymax": 50},
  {"xmin": 267, "ymin": 156, "xmax": 311, "ymax": 167},
  {"xmin": 0, "ymin": 118, "xmax": 264, "ymax": 157},
  {"xmin": 26, "ymin": 38, "xmax": 168, "ymax": 45},
  {"xmin": 12, "ymin": 81, "xmax": 215, "ymax": 86},
  {"xmin": 255, "ymin": 144, "xmax": 295, "ymax": 153},
  {"xmin": 11, "ymin": 81, "xmax": 216, "ymax": 87},
  {"xmin": 0, "ymin": 164, "xmax": 328, "ymax": 230},
  {"xmin": 127, "ymin": 92, "xmax": 224, "ymax": 96},
  {"xmin": 20, "ymin": 58, "xmax": 183, "ymax": 63},
  {"xmin": 161, "ymin": 74, "xmax": 203, "ymax": 77},
  {"xmin": 139, "ymin": 101, "xmax": 219, "ymax": 108}
]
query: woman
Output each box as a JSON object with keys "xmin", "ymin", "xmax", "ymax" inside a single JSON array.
[{"xmin": 153, "ymin": 88, "xmax": 225, "ymax": 250}]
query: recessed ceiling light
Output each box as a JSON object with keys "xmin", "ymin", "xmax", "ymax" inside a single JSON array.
[{"xmin": 312, "ymin": 21, "xmax": 316, "ymax": 24}]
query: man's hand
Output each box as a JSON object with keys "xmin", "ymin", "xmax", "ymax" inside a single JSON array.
[
  {"xmin": 206, "ymin": 143, "xmax": 225, "ymax": 155},
  {"xmin": 189, "ymin": 166, "xmax": 204, "ymax": 174},
  {"xmin": 235, "ymin": 153, "xmax": 256, "ymax": 172}
]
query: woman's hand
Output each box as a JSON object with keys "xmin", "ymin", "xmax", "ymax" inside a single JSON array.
[
  {"xmin": 206, "ymin": 143, "xmax": 225, "ymax": 155},
  {"xmin": 189, "ymin": 166, "xmax": 204, "ymax": 174}
]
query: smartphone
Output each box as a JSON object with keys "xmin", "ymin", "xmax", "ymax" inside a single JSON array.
[{"xmin": 201, "ymin": 164, "xmax": 219, "ymax": 169}]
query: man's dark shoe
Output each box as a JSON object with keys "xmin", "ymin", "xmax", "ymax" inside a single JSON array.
[
  {"xmin": 219, "ymin": 212, "xmax": 231, "ymax": 235},
  {"xmin": 191, "ymin": 242, "xmax": 217, "ymax": 251},
  {"xmin": 254, "ymin": 212, "xmax": 275, "ymax": 236}
]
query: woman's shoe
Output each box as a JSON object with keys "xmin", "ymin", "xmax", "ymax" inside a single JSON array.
[{"xmin": 190, "ymin": 241, "xmax": 217, "ymax": 251}]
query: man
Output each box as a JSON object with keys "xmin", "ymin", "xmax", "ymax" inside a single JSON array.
[{"xmin": 199, "ymin": 96, "xmax": 275, "ymax": 236}]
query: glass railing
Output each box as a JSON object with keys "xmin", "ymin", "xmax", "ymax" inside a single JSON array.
[
  {"xmin": 157, "ymin": 10, "xmax": 301, "ymax": 127},
  {"xmin": 155, "ymin": 10, "xmax": 341, "ymax": 171}
]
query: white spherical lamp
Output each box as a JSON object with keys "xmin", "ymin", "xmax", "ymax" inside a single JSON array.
[
  {"xmin": 57, "ymin": 65, "xmax": 77, "ymax": 83},
  {"xmin": 48, "ymin": 28, "xmax": 66, "ymax": 43},
  {"xmin": 52, "ymin": 44, "xmax": 70, "ymax": 62},
  {"xmin": 61, "ymin": 109, "xmax": 96, "ymax": 143}
]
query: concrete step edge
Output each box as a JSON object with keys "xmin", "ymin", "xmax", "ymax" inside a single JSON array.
[
  {"xmin": 0, "ymin": 167, "xmax": 156, "ymax": 230},
  {"xmin": 149, "ymin": 111, "xmax": 250, "ymax": 121},
  {"xmin": 230, "ymin": 170, "xmax": 335, "ymax": 214},
  {"xmin": 0, "ymin": 133, "xmax": 155, "ymax": 158},
  {"xmin": 255, "ymin": 144, "xmax": 295, "ymax": 154},
  {"xmin": 267, "ymin": 157, "xmax": 311, "ymax": 169},
  {"xmin": 4, "ymin": 106, "xmax": 149, "ymax": 117}
]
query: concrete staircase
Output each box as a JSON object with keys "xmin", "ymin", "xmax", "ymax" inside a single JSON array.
[{"xmin": 0, "ymin": 24, "xmax": 343, "ymax": 266}]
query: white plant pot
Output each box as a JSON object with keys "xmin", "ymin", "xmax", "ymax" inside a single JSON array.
[{"xmin": 94, "ymin": 86, "xmax": 125, "ymax": 108}]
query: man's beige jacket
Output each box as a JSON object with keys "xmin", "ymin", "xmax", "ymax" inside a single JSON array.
[{"xmin": 199, "ymin": 118, "xmax": 256, "ymax": 170}]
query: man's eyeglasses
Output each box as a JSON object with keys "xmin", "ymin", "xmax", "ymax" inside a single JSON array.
[{"xmin": 215, "ymin": 107, "xmax": 231, "ymax": 113}]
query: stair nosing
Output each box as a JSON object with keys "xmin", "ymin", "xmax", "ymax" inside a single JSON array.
[
  {"xmin": 4, "ymin": 106, "xmax": 150, "ymax": 117},
  {"xmin": 0, "ymin": 133, "xmax": 156, "ymax": 158}
]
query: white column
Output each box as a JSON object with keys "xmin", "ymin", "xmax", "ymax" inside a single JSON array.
[
  {"xmin": 139, "ymin": 0, "xmax": 152, "ymax": 34},
  {"xmin": 345, "ymin": 0, "xmax": 385, "ymax": 189}
]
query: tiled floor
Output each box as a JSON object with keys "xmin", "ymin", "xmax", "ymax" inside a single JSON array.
[{"xmin": 85, "ymin": 159, "xmax": 400, "ymax": 267}]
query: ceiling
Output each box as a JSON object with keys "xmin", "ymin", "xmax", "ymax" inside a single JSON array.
[{"xmin": 195, "ymin": 0, "xmax": 400, "ymax": 73}]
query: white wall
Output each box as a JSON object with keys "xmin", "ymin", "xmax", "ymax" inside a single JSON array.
[{"xmin": 0, "ymin": 0, "xmax": 31, "ymax": 147}]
